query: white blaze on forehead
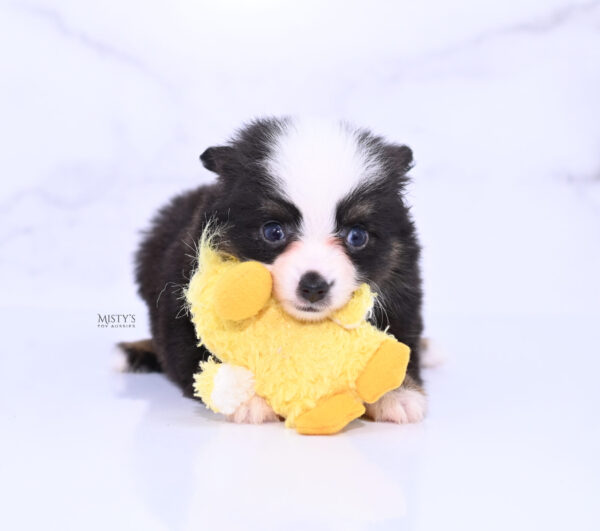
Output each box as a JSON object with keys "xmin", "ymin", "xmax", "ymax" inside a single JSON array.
[
  {"xmin": 265, "ymin": 119, "xmax": 381, "ymax": 237},
  {"xmin": 265, "ymin": 119, "xmax": 382, "ymax": 320}
]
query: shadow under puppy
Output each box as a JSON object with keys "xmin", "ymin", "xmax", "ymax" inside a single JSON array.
[{"xmin": 121, "ymin": 117, "xmax": 426, "ymax": 424}]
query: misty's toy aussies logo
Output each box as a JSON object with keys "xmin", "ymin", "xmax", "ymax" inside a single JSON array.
[{"xmin": 97, "ymin": 314, "xmax": 136, "ymax": 328}]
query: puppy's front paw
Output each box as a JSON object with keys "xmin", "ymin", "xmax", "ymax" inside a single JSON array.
[
  {"xmin": 226, "ymin": 394, "xmax": 280, "ymax": 424},
  {"xmin": 364, "ymin": 386, "xmax": 427, "ymax": 424}
]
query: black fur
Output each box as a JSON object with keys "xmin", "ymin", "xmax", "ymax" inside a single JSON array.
[
  {"xmin": 132, "ymin": 118, "xmax": 423, "ymax": 398},
  {"xmin": 118, "ymin": 339, "xmax": 162, "ymax": 372}
]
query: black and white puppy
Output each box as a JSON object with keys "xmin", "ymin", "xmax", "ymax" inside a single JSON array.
[{"xmin": 123, "ymin": 117, "xmax": 426, "ymax": 424}]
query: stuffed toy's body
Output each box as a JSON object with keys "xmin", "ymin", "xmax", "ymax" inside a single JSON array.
[{"xmin": 186, "ymin": 240, "xmax": 410, "ymax": 435}]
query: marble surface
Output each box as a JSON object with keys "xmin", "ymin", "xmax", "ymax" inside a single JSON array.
[{"xmin": 1, "ymin": 1, "xmax": 599, "ymax": 530}]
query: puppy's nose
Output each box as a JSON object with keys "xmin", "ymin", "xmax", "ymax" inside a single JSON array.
[{"xmin": 297, "ymin": 271, "xmax": 330, "ymax": 303}]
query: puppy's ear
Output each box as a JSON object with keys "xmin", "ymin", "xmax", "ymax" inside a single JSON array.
[
  {"xmin": 385, "ymin": 144, "xmax": 413, "ymax": 175},
  {"xmin": 199, "ymin": 146, "xmax": 238, "ymax": 174}
]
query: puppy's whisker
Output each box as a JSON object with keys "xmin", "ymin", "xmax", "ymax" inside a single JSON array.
[
  {"xmin": 361, "ymin": 277, "xmax": 391, "ymax": 329},
  {"xmin": 156, "ymin": 281, "xmax": 179, "ymax": 307}
]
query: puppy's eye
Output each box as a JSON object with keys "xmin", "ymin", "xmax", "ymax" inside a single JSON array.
[
  {"xmin": 262, "ymin": 221, "xmax": 286, "ymax": 243},
  {"xmin": 345, "ymin": 226, "xmax": 369, "ymax": 249}
]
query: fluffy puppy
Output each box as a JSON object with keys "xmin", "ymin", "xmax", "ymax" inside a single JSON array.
[{"xmin": 122, "ymin": 117, "xmax": 426, "ymax": 425}]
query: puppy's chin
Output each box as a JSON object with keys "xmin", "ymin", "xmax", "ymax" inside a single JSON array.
[{"xmin": 279, "ymin": 300, "xmax": 333, "ymax": 322}]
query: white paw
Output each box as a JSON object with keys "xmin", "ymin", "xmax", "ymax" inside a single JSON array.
[
  {"xmin": 364, "ymin": 387, "xmax": 427, "ymax": 424},
  {"xmin": 226, "ymin": 394, "xmax": 280, "ymax": 424}
]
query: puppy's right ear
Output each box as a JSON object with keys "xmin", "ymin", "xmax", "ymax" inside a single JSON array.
[{"xmin": 199, "ymin": 146, "xmax": 237, "ymax": 174}]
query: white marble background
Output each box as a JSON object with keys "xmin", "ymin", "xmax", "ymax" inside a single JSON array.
[
  {"xmin": 1, "ymin": 0, "xmax": 599, "ymax": 323},
  {"xmin": 2, "ymin": 3, "xmax": 600, "ymax": 530}
]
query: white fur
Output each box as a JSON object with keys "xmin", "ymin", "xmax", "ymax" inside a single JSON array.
[
  {"xmin": 420, "ymin": 338, "xmax": 447, "ymax": 368},
  {"xmin": 364, "ymin": 388, "xmax": 427, "ymax": 424},
  {"xmin": 112, "ymin": 349, "xmax": 129, "ymax": 373},
  {"xmin": 270, "ymin": 239, "xmax": 357, "ymax": 321},
  {"xmin": 227, "ymin": 394, "xmax": 280, "ymax": 424},
  {"xmin": 266, "ymin": 119, "xmax": 380, "ymax": 319},
  {"xmin": 266, "ymin": 119, "xmax": 381, "ymax": 238},
  {"xmin": 211, "ymin": 364, "xmax": 256, "ymax": 415}
]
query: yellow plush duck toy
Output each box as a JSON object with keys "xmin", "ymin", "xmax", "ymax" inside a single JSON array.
[{"xmin": 186, "ymin": 235, "xmax": 410, "ymax": 435}]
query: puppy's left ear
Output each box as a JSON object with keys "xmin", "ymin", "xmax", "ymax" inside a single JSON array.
[
  {"xmin": 384, "ymin": 144, "xmax": 414, "ymax": 175},
  {"xmin": 199, "ymin": 146, "xmax": 238, "ymax": 175}
]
